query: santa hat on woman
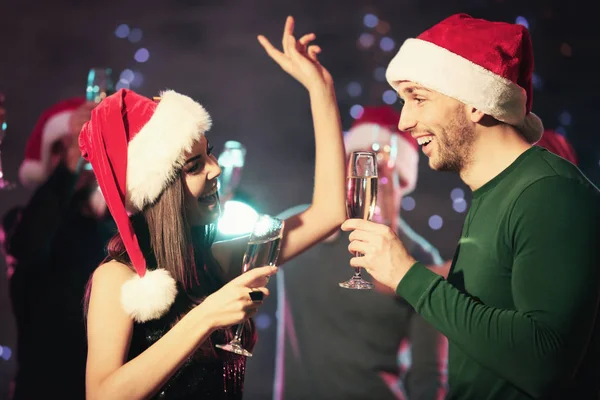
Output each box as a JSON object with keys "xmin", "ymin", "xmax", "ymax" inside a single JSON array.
[
  {"xmin": 344, "ymin": 106, "xmax": 419, "ymax": 195},
  {"xmin": 386, "ymin": 13, "xmax": 544, "ymax": 143},
  {"xmin": 19, "ymin": 97, "xmax": 86, "ymax": 187},
  {"xmin": 536, "ymin": 129, "xmax": 578, "ymax": 165},
  {"xmin": 79, "ymin": 88, "xmax": 212, "ymax": 322}
]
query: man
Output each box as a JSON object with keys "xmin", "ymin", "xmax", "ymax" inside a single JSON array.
[
  {"xmin": 342, "ymin": 14, "xmax": 600, "ymax": 399},
  {"xmin": 271, "ymin": 106, "xmax": 447, "ymax": 400},
  {"xmin": 9, "ymin": 98, "xmax": 114, "ymax": 400}
]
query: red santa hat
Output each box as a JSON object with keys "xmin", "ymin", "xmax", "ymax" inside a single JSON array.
[
  {"xmin": 79, "ymin": 88, "xmax": 212, "ymax": 322},
  {"xmin": 386, "ymin": 14, "xmax": 544, "ymax": 143},
  {"xmin": 19, "ymin": 97, "xmax": 86, "ymax": 188},
  {"xmin": 535, "ymin": 129, "xmax": 578, "ymax": 165},
  {"xmin": 344, "ymin": 106, "xmax": 419, "ymax": 195}
]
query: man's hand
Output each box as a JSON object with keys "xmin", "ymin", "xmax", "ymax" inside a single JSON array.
[
  {"xmin": 64, "ymin": 101, "xmax": 96, "ymax": 172},
  {"xmin": 341, "ymin": 218, "xmax": 417, "ymax": 293}
]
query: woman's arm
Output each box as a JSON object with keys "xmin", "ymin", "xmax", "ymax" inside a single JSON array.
[
  {"xmin": 86, "ymin": 261, "xmax": 274, "ymax": 400},
  {"xmin": 211, "ymin": 81, "xmax": 345, "ymax": 276},
  {"xmin": 276, "ymin": 81, "xmax": 346, "ymax": 264},
  {"xmin": 262, "ymin": 18, "xmax": 346, "ymax": 265},
  {"xmin": 212, "ymin": 17, "xmax": 346, "ymax": 278}
]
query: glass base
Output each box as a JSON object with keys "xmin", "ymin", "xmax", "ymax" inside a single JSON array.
[
  {"xmin": 0, "ymin": 178, "xmax": 15, "ymax": 190},
  {"xmin": 339, "ymin": 276, "xmax": 374, "ymax": 290},
  {"xmin": 216, "ymin": 341, "xmax": 253, "ymax": 357}
]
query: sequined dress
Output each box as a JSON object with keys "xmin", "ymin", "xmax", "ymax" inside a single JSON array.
[{"xmin": 127, "ymin": 288, "xmax": 253, "ymax": 399}]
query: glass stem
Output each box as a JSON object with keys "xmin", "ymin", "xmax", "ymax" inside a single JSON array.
[
  {"xmin": 353, "ymin": 252, "xmax": 363, "ymax": 279},
  {"xmin": 233, "ymin": 323, "xmax": 243, "ymax": 343}
]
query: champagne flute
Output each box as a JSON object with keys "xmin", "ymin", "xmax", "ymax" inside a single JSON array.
[
  {"xmin": 216, "ymin": 214, "xmax": 284, "ymax": 357},
  {"xmin": 339, "ymin": 151, "xmax": 378, "ymax": 290},
  {"xmin": 0, "ymin": 93, "xmax": 15, "ymax": 190},
  {"xmin": 82, "ymin": 68, "xmax": 114, "ymax": 172},
  {"xmin": 217, "ymin": 140, "xmax": 246, "ymax": 205},
  {"xmin": 86, "ymin": 68, "xmax": 114, "ymax": 104}
]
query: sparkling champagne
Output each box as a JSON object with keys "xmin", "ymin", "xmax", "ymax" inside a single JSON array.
[
  {"xmin": 346, "ymin": 176, "xmax": 378, "ymax": 220},
  {"xmin": 242, "ymin": 236, "xmax": 282, "ymax": 273}
]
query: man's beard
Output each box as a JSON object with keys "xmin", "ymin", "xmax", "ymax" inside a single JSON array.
[{"xmin": 431, "ymin": 111, "xmax": 476, "ymax": 173}]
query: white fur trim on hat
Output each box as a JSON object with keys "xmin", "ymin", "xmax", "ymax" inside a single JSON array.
[
  {"xmin": 517, "ymin": 112, "xmax": 544, "ymax": 143},
  {"xmin": 121, "ymin": 268, "xmax": 178, "ymax": 323},
  {"xmin": 19, "ymin": 110, "xmax": 74, "ymax": 188},
  {"xmin": 126, "ymin": 90, "xmax": 212, "ymax": 211},
  {"xmin": 344, "ymin": 124, "xmax": 419, "ymax": 195},
  {"xmin": 386, "ymin": 38, "xmax": 527, "ymax": 128}
]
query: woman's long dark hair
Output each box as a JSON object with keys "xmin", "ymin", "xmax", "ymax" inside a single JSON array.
[{"xmin": 83, "ymin": 175, "xmax": 256, "ymax": 356}]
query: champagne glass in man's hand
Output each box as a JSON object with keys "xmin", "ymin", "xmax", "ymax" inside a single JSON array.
[{"xmin": 339, "ymin": 151, "xmax": 378, "ymax": 290}]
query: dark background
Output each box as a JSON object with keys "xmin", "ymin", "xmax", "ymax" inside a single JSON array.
[{"xmin": 0, "ymin": 0, "xmax": 593, "ymax": 398}]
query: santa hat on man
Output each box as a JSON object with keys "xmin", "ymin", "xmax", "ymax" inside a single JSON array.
[
  {"xmin": 344, "ymin": 106, "xmax": 419, "ymax": 195},
  {"xmin": 386, "ymin": 13, "xmax": 544, "ymax": 143},
  {"xmin": 79, "ymin": 88, "xmax": 212, "ymax": 322},
  {"xmin": 19, "ymin": 97, "xmax": 86, "ymax": 187},
  {"xmin": 536, "ymin": 129, "xmax": 578, "ymax": 165}
]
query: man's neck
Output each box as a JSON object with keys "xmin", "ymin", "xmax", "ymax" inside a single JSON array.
[{"xmin": 460, "ymin": 125, "xmax": 532, "ymax": 191}]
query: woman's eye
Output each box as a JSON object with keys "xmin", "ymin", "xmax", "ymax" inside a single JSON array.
[{"xmin": 186, "ymin": 161, "xmax": 201, "ymax": 174}]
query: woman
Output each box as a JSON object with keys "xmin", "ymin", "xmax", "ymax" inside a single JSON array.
[{"xmin": 82, "ymin": 16, "xmax": 346, "ymax": 400}]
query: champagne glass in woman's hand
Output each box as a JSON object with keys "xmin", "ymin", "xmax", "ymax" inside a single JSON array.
[
  {"xmin": 339, "ymin": 152, "xmax": 378, "ymax": 290},
  {"xmin": 216, "ymin": 214, "xmax": 285, "ymax": 357}
]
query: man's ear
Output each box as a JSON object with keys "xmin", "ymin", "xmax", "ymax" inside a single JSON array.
[{"xmin": 468, "ymin": 106, "xmax": 486, "ymax": 123}]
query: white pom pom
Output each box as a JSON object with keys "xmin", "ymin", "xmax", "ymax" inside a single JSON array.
[
  {"xmin": 520, "ymin": 112, "xmax": 544, "ymax": 144},
  {"xmin": 121, "ymin": 268, "xmax": 178, "ymax": 323}
]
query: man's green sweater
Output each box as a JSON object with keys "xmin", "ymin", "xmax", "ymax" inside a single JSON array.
[{"xmin": 397, "ymin": 147, "xmax": 600, "ymax": 399}]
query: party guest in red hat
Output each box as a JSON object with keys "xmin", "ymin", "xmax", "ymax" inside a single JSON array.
[
  {"xmin": 536, "ymin": 129, "xmax": 578, "ymax": 165},
  {"xmin": 83, "ymin": 16, "xmax": 346, "ymax": 399},
  {"xmin": 8, "ymin": 97, "xmax": 113, "ymax": 400},
  {"xmin": 342, "ymin": 14, "xmax": 600, "ymax": 399},
  {"xmin": 16, "ymin": 96, "xmax": 105, "ymax": 213},
  {"xmin": 344, "ymin": 106, "xmax": 420, "ymax": 227},
  {"xmin": 19, "ymin": 97, "xmax": 85, "ymax": 186},
  {"xmin": 273, "ymin": 105, "xmax": 448, "ymax": 400}
]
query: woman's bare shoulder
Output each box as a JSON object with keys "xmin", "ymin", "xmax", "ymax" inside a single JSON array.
[{"xmin": 92, "ymin": 260, "xmax": 136, "ymax": 286}]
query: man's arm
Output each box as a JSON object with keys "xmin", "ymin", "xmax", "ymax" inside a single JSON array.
[
  {"xmin": 397, "ymin": 177, "xmax": 600, "ymax": 398},
  {"xmin": 425, "ymin": 260, "xmax": 451, "ymax": 279},
  {"xmin": 399, "ymin": 217, "xmax": 451, "ymax": 278}
]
